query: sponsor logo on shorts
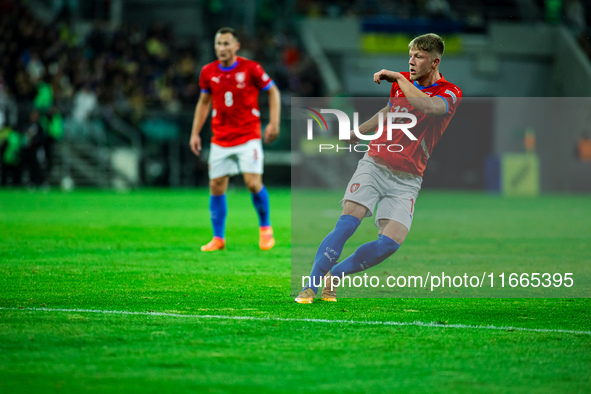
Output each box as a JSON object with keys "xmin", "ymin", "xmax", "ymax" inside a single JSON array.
[{"xmin": 350, "ymin": 183, "xmax": 360, "ymax": 193}]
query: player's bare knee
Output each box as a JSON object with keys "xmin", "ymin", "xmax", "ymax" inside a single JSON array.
[
  {"xmin": 243, "ymin": 174, "xmax": 262, "ymax": 193},
  {"xmin": 382, "ymin": 232, "xmax": 406, "ymax": 245},
  {"xmin": 386, "ymin": 232, "xmax": 406, "ymax": 245},
  {"xmin": 342, "ymin": 200, "xmax": 367, "ymax": 220},
  {"xmin": 210, "ymin": 177, "xmax": 228, "ymax": 195},
  {"xmin": 245, "ymin": 181, "xmax": 261, "ymax": 193},
  {"xmin": 379, "ymin": 220, "xmax": 409, "ymax": 245}
]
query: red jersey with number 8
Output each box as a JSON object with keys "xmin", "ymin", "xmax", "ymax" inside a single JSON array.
[{"xmin": 199, "ymin": 56, "xmax": 275, "ymax": 147}]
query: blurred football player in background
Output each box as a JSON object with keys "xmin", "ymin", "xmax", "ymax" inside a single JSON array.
[{"xmin": 190, "ymin": 27, "xmax": 281, "ymax": 251}]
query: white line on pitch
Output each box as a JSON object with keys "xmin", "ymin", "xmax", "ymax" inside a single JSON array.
[{"xmin": 1, "ymin": 307, "xmax": 590, "ymax": 336}]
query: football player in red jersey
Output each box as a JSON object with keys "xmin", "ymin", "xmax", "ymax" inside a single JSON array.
[
  {"xmin": 190, "ymin": 27, "xmax": 281, "ymax": 251},
  {"xmin": 296, "ymin": 33, "xmax": 462, "ymax": 303}
]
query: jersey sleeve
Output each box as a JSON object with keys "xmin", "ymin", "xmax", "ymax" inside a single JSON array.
[
  {"xmin": 435, "ymin": 84, "xmax": 462, "ymax": 115},
  {"xmin": 388, "ymin": 72, "xmax": 409, "ymax": 106},
  {"xmin": 251, "ymin": 63, "xmax": 275, "ymax": 91},
  {"xmin": 199, "ymin": 66, "xmax": 211, "ymax": 94},
  {"xmin": 388, "ymin": 82, "xmax": 400, "ymax": 107}
]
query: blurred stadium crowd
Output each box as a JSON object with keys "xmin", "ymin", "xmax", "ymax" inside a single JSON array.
[
  {"xmin": 0, "ymin": 0, "xmax": 589, "ymax": 188},
  {"xmin": 0, "ymin": 0, "xmax": 319, "ymax": 187}
]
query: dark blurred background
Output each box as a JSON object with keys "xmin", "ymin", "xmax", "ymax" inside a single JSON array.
[{"xmin": 1, "ymin": 0, "xmax": 590, "ymax": 192}]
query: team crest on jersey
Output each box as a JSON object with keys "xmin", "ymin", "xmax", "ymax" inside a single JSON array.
[
  {"xmin": 350, "ymin": 183, "xmax": 360, "ymax": 193},
  {"xmin": 235, "ymin": 72, "xmax": 246, "ymax": 83}
]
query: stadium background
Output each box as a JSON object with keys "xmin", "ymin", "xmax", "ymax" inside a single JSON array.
[
  {"xmin": 1, "ymin": 0, "xmax": 591, "ymax": 192},
  {"xmin": 1, "ymin": 0, "xmax": 591, "ymax": 392}
]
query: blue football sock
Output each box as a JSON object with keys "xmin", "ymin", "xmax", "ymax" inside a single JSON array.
[
  {"xmin": 210, "ymin": 194, "xmax": 227, "ymax": 239},
  {"xmin": 306, "ymin": 215, "xmax": 361, "ymax": 293},
  {"xmin": 331, "ymin": 234, "xmax": 400, "ymax": 277},
  {"xmin": 251, "ymin": 186, "xmax": 271, "ymax": 227}
]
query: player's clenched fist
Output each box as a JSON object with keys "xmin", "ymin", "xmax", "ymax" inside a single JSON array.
[
  {"xmin": 263, "ymin": 123, "xmax": 279, "ymax": 144},
  {"xmin": 373, "ymin": 69, "xmax": 399, "ymax": 84},
  {"xmin": 190, "ymin": 133, "xmax": 202, "ymax": 156}
]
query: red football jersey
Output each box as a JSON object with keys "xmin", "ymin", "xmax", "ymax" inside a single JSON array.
[
  {"xmin": 368, "ymin": 72, "xmax": 462, "ymax": 177},
  {"xmin": 199, "ymin": 56, "xmax": 274, "ymax": 147}
]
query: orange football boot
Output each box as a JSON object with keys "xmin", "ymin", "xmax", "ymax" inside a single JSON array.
[
  {"xmin": 259, "ymin": 226, "xmax": 275, "ymax": 250},
  {"xmin": 200, "ymin": 236, "xmax": 226, "ymax": 252}
]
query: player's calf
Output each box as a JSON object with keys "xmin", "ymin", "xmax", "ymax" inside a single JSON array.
[{"xmin": 331, "ymin": 235, "xmax": 400, "ymax": 277}]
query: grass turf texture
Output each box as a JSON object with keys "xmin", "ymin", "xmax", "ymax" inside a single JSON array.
[{"xmin": 0, "ymin": 188, "xmax": 590, "ymax": 393}]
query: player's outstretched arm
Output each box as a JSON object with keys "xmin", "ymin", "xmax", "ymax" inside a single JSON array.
[
  {"xmin": 189, "ymin": 93, "xmax": 212, "ymax": 156},
  {"xmin": 263, "ymin": 84, "xmax": 281, "ymax": 144}
]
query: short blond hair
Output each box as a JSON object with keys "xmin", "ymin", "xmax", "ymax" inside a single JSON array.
[{"xmin": 409, "ymin": 33, "xmax": 444, "ymax": 59}]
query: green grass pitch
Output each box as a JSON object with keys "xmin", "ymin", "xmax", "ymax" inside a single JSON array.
[{"xmin": 0, "ymin": 188, "xmax": 590, "ymax": 393}]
